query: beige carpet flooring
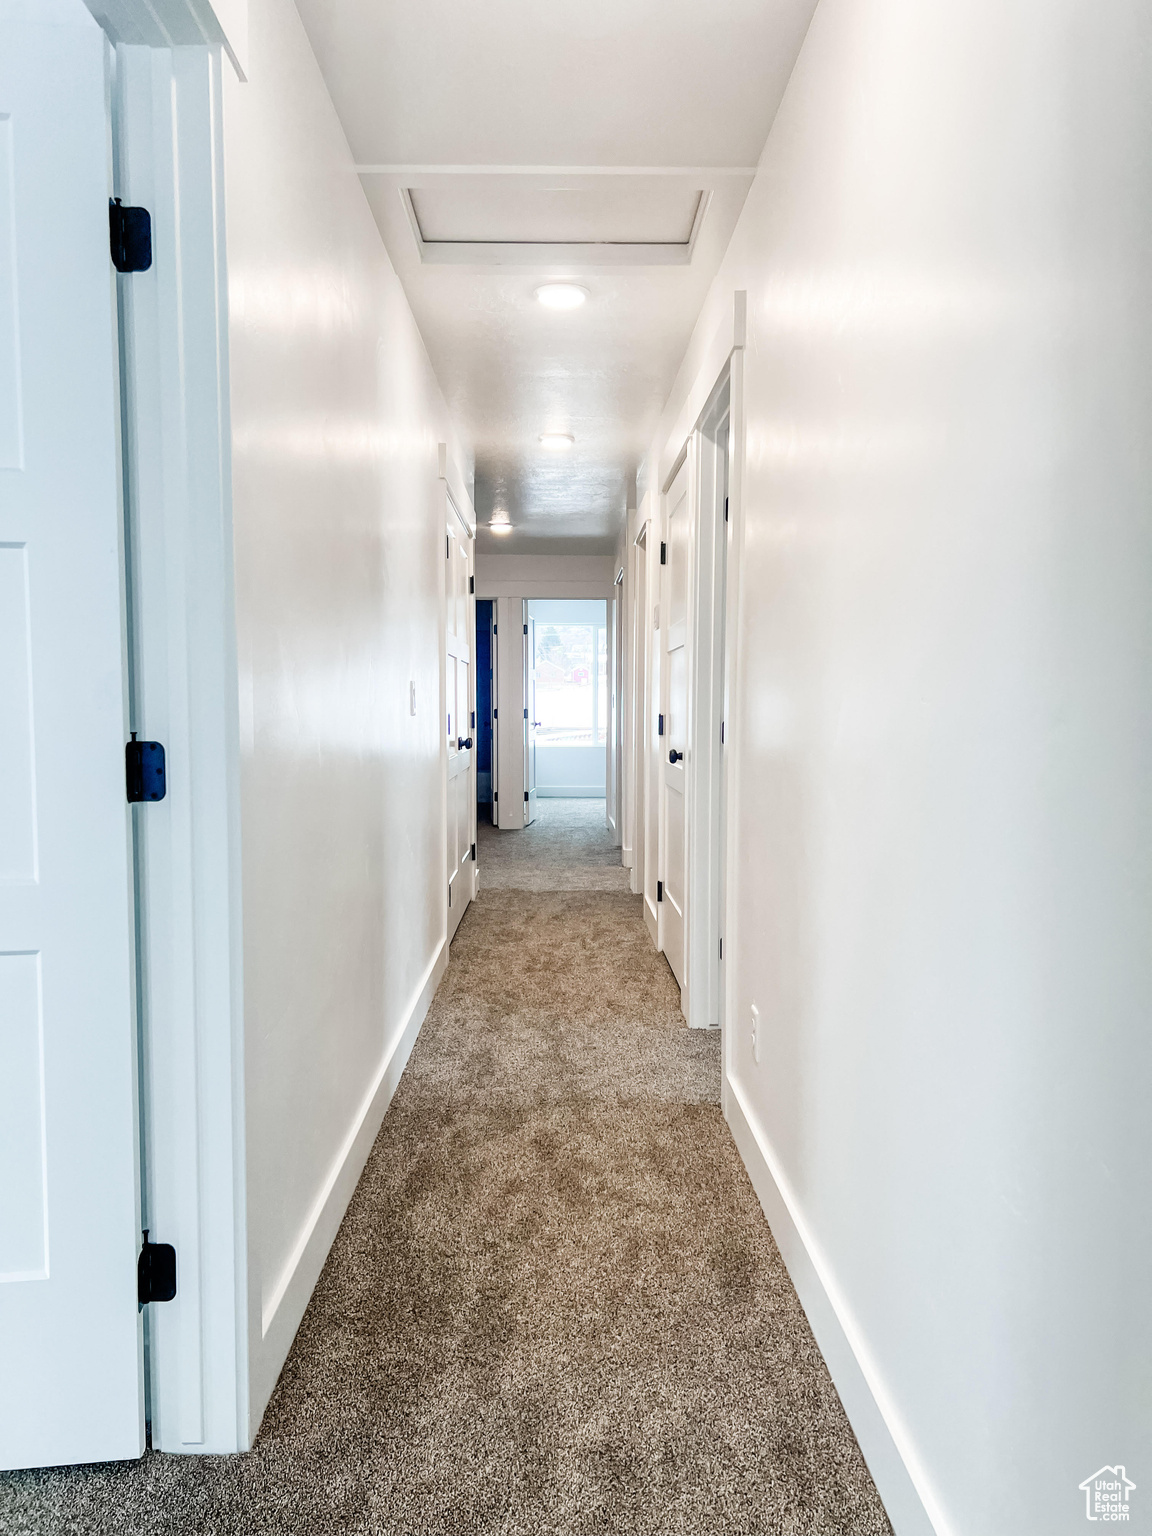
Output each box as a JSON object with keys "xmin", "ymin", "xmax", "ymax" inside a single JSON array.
[
  {"xmin": 479, "ymin": 797, "xmax": 632, "ymax": 892},
  {"xmin": 1, "ymin": 800, "xmax": 891, "ymax": 1535}
]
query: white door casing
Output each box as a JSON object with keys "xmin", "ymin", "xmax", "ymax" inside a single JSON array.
[
  {"xmin": 525, "ymin": 607, "xmax": 537, "ymax": 825},
  {"xmin": 660, "ymin": 451, "xmax": 693, "ymax": 998},
  {"xmin": 446, "ymin": 506, "xmax": 474, "ymax": 937},
  {"xmin": 0, "ymin": 3, "xmax": 144, "ymax": 1469}
]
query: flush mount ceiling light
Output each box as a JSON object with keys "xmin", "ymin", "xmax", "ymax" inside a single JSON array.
[
  {"xmin": 488, "ymin": 522, "xmax": 513, "ymax": 535},
  {"xmin": 539, "ymin": 433, "xmax": 575, "ymax": 451},
  {"xmin": 488, "ymin": 510, "xmax": 513, "ymax": 534},
  {"xmin": 534, "ymin": 283, "xmax": 588, "ymax": 310}
]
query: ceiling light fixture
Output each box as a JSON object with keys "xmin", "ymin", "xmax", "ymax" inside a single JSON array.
[
  {"xmin": 488, "ymin": 521, "xmax": 513, "ymax": 535},
  {"xmin": 488, "ymin": 509, "xmax": 513, "ymax": 534},
  {"xmin": 535, "ymin": 283, "xmax": 588, "ymax": 310},
  {"xmin": 539, "ymin": 433, "xmax": 575, "ymax": 451}
]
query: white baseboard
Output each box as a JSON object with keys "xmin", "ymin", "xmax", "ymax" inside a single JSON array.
[
  {"xmin": 621, "ymin": 843, "xmax": 634, "ymax": 868},
  {"xmin": 723, "ymin": 1076, "xmax": 944, "ymax": 1536},
  {"xmin": 643, "ymin": 893, "xmax": 658, "ymax": 948},
  {"xmin": 249, "ymin": 940, "xmax": 449, "ymax": 1432},
  {"xmin": 537, "ymin": 786, "xmax": 605, "ymax": 798}
]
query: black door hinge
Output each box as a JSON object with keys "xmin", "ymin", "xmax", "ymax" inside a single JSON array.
[
  {"xmin": 719, "ymin": 936, "xmax": 724, "ymax": 960},
  {"xmin": 523, "ymin": 623, "xmax": 528, "ymax": 634},
  {"xmin": 657, "ymin": 880, "xmax": 663, "ymax": 902},
  {"xmin": 471, "ymin": 842, "xmax": 476, "ymax": 860},
  {"xmin": 493, "ymin": 624, "xmax": 497, "ymax": 633},
  {"xmin": 446, "ymin": 534, "xmax": 450, "ymax": 559},
  {"xmin": 469, "ymin": 575, "xmax": 474, "ymax": 593},
  {"xmin": 494, "ymin": 792, "xmax": 498, "ymax": 802},
  {"xmin": 523, "ymin": 707, "xmax": 528, "ymax": 719},
  {"xmin": 126, "ymin": 733, "xmax": 166, "ymax": 802},
  {"xmin": 721, "ymin": 720, "xmax": 725, "ymax": 745},
  {"xmin": 724, "ymin": 496, "xmax": 729, "ymax": 522},
  {"xmin": 138, "ymin": 1232, "xmax": 176, "ymax": 1305},
  {"xmin": 660, "ymin": 541, "xmax": 667, "ymax": 565},
  {"xmin": 658, "ymin": 713, "xmax": 664, "ymax": 736},
  {"xmin": 109, "ymin": 199, "xmax": 152, "ymax": 273},
  {"xmin": 471, "ymin": 710, "xmax": 476, "ymax": 727},
  {"xmin": 524, "ymin": 791, "xmax": 529, "ymax": 802},
  {"xmin": 493, "ymin": 708, "xmax": 498, "ymax": 719}
]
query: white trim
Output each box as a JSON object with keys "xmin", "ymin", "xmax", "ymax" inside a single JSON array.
[
  {"xmin": 111, "ymin": 40, "xmax": 247, "ymax": 1455},
  {"xmin": 438, "ymin": 442, "xmax": 476, "ymax": 536},
  {"xmin": 255, "ymin": 941, "xmax": 448, "ymax": 1393},
  {"xmin": 355, "ymin": 164, "xmax": 759, "ymax": 178},
  {"xmin": 84, "ymin": 0, "xmax": 247, "ymax": 81},
  {"xmin": 724, "ymin": 1076, "xmax": 944, "ymax": 1536},
  {"xmin": 659, "ymin": 291, "xmax": 746, "ymax": 492}
]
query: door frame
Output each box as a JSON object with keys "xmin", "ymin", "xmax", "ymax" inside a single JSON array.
[
  {"xmin": 654, "ymin": 293, "xmax": 746, "ymax": 1033},
  {"xmin": 441, "ymin": 460, "xmax": 478, "ymax": 936},
  {"xmin": 107, "ymin": 32, "xmax": 248, "ymax": 1453},
  {"xmin": 657, "ymin": 443, "xmax": 695, "ymax": 999}
]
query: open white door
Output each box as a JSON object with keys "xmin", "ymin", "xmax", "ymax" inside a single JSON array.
[
  {"xmin": 660, "ymin": 454, "xmax": 693, "ymax": 997},
  {"xmin": 0, "ymin": 2, "xmax": 144, "ymax": 1469},
  {"xmin": 525, "ymin": 607, "xmax": 538, "ymax": 825},
  {"xmin": 446, "ymin": 507, "xmax": 474, "ymax": 937}
]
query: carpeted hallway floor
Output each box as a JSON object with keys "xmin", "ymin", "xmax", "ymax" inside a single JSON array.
[{"xmin": 1, "ymin": 799, "xmax": 891, "ymax": 1536}]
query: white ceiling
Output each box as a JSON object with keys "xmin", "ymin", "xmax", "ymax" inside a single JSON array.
[{"xmin": 291, "ymin": 0, "xmax": 819, "ymax": 552}]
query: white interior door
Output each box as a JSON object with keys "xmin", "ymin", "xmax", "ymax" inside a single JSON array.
[
  {"xmin": 446, "ymin": 511, "xmax": 474, "ymax": 937},
  {"xmin": 660, "ymin": 455, "xmax": 692, "ymax": 996},
  {"xmin": 0, "ymin": 2, "xmax": 144, "ymax": 1469},
  {"xmin": 525, "ymin": 608, "xmax": 538, "ymax": 825}
]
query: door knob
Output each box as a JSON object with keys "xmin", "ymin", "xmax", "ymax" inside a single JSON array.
[
  {"xmin": 458, "ymin": 736, "xmax": 473, "ymax": 750},
  {"xmin": 669, "ymin": 749, "xmax": 683, "ymax": 763}
]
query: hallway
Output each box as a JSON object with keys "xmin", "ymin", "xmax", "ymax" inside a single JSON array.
[{"xmin": 3, "ymin": 807, "xmax": 888, "ymax": 1535}]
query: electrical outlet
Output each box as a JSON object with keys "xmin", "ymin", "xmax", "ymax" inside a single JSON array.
[
  {"xmin": 410, "ymin": 681, "xmax": 417, "ymax": 716},
  {"xmin": 751, "ymin": 1002, "xmax": 760, "ymax": 1065}
]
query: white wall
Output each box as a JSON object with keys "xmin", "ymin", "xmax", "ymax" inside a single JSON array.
[
  {"xmin": 223, "ymin": 0, "xmax": 470, "ymax": 1434},
  {"xmin": 639, "ymin": 1, "xmax": 1152, "ymax": 1531},
  {"xmin": 476, "ymin": 551, "xmax": 615, "ymax": 599}
]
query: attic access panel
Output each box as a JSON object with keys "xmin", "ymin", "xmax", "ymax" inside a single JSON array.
[{"xmin": 403, "ymin": 179, "xmax": 709, "ymax": 265}]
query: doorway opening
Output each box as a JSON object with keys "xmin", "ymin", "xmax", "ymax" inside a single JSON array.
[
  {"xmin": 476, "ymin": 600, "xmax": 495, "ymax": 823},
  {"xmin": 526, "ymin": 599, "xmax": 608, "ymax": 800}
]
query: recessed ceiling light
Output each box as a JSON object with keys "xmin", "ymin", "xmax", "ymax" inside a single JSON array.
[
  {"xmin": 535, "ymin": 283, "xmax": 588, "ymax": 310},
  {"xmin": 539, "ymin": 433, "xmax": 575, "ymax": 451},
  {"xmin": 488, "ymin": 521, "xmax": 513, "ymax": 534}
]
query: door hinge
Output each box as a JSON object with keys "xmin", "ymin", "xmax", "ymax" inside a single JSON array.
[
  {"xmin": 494, "ymin": 792, "xmax": 498, "ymax": 802},
  {"xmin": 471, "ymin": 710, "xmax": 476, "ymax": 727},
  {"xmin": 719, "ymin": 936, "xmax": 724, "ymax": 960},
  {"xmin": 126, "ymin": 733, "xmax": 166, "ymax": 802},
  {"xmin": 109, "ymin": 199, "xmax": 152, "ymax": 274},
  {"xmin": 524, "ymin": 791, "xmax": 529, "ymax": 802},
  {"xmin": 660, "ymin": 541, "xmax": 667, "ymax": 565},
  {"xmin": 448, "ymin": 884, "xmax": 451, "ymax": 907},
  {"xmin": 446, "ymin": 534, "xmax": 450, "ymax": 559},
  {"xmin": 493, "ymin": 708, "xmax": 498, "ymax": 719},
  {"xmin": 471, "ymin": 842, "xmax": 476, "ymax": 861},
  {"xmin": 724, "ymin": 495, "xmax": 729, "ymax": 522},
  {"xmin": 493, "ymin": 623, "xmax": 497, "ymax": 633},
  {"xmin": 721, "ymin": 720, "xmax": 725, "ymax": 745},
  {"xmin": 658, "ymin": 713, "xmax": 664, "ymax": 736},
  {"xmin": 138, "ymin": 1233, "xmax": 176, "ymax": 1305},
  {"xmin": 657, "ymin": 880, "xmax": 663, "ymax": 902},
  {"xmin": 469, "ymin": 574, "xmax": 474, "ymax": 593},
  {"xmin": 524, "ymin": 707, "xmax": 528, "ymax": 719},
  {"xmin": 523, "ymin": 623, "xmax": 528, "ymax": 634}
]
